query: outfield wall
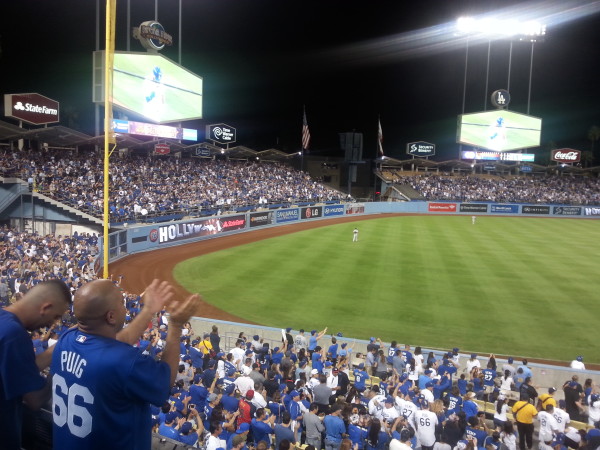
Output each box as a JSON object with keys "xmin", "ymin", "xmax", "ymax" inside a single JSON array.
[{"xmin": 106, "ymin": 200, "xmax": 600, "ymax": 262}]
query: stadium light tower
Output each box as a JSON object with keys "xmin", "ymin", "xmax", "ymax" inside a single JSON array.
[{"xmin": 455, "ymin": 16, "xmax": 546, "ymax": 158}]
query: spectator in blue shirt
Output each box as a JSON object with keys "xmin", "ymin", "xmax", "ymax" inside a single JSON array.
[{"xmin": 324, "ymin": 404, "xmax": 346, "ymax": 450}]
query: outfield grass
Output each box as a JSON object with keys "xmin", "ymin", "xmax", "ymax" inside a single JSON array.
[{"xmin": 173, "ymin": 216, "xmax": 600, "ymax": 362}]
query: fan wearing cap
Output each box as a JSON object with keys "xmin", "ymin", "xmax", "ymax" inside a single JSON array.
[
  {"xmin": 418, "ymin": 370, "xmax": 434, "ymax": 390},
  {"xmin": 354, "ymin": 363, "xmax": 370, "ymax": 392},
  {"xmin": 177, "ymin": 420, "xmax": 200, "ymax": 447},
  {"xmin": 237, "ymin": 389, "xmax": 254, "ymax": 429},
  {"xmin": 382, "ymin": 396, "xmax": 400, "ymax": 423},
  {"xmin": 308, "ymin": 368, "xmax": 321, "ymax": 389},
  {"xmin": 415, "ymin": 399, "xmax": 438, "ymax": 450},
  {"xmin": 324, "ymin": 403, "xmax": 346, "ymax": 450},
  {"xmin": 588, "ymin": 393, "xmax": 600, "ymax": 426},
  {"xmin": 502, "ymin": 357, "xmax": 516, "ymax": 378},
  {"xmin": 539, "ymin": 387, "xmax": 558, "ymax": 411},
  {"xmin": 562, "ymin": 376, "xmax": 584, "ymax": 422},
  {"xmin": 307, "ymin": 327, "xmax": 328, "ymax": 358},
  {"xmin": 198, "ymin": 332, "xmax": 214, "ymax": 370},
  {"xmin": 158, "ymin": 411, "xmax": 181, "ymax": 440},
  {"xmin": 570, "ymin": 356, "xmax": 586, "ymax": 371},
  {"xmin": 227, "ymin": 422, "xmax": 250, "ymax": 450}
]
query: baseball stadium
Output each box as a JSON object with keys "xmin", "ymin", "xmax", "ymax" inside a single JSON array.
[{"xmin": 2, "ymin": 2, "xmax": 600, "ymax": 450}]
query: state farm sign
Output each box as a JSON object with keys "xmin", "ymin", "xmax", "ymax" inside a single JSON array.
[
  {"xmin": 551, "ymin": 149, "xmax": 581, "ymax": 163},
  {"xmin": 4, "ymin": 93, "xmax": 60, "ymax": 125}
]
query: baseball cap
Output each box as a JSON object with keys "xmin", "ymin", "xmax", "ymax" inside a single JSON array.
[
  {"xmin": 245, "ymin": 390, "xmax": 254, "ymax": 400},
  {"xmin": 471, "ymin": 353, "xmax": 477, "ymax": 359},
  {"xmin": 253, "ymin": 335, "xmax": 259, "ymax": 340},
  {"xmin": 453, "ymin": 347, "xmax": 459, "ymax": 352},
  {"xmin": 341, "ymin": 343, "xmax": 347, "ymax": 348},
  {"xmin": 425, "ymin": 381, "xmax": 434, "ymax": 388},
  {"xmin": 300, "ymin": 359, "xmax": 308, "ymax": 367},
  {"xmin": 399, "ymin": 373, "xmax": 408, "ymax": 382},
  {"xmin": 549, "ymin": 387, "xmax": 557, "ymax": 394},
  {"xmin": 165, "ymin": 412, "xmax": 177, "ymax": 423},
  {"xmin": 421, "ymin": 399, "xmax": 429, "ymax": 408},
  {"xmin": 325, "ymin": 361, "xmax": 332, "ymax": 367},
  {"xmin": 203, "ymin": 333, "xmax": 209, "ymax": 338},
  {"xmin": 577, "ymin": 356, "xmax": 583, "ymax": 362},
  {"xmin": 236, "ymin": 423, "xmax": 250, "ymax": 434},
  {"xmin": 193, "ymin": 374, "xmax": 202, "ymax": 384},
  {"xmin": 273, "ymin": 347, "xmax": 279, "ymax": 353},
  {"xmin": 181, "ymin": 422, "xmax": 193, "ymax": 434},
  {"xmin": 227, "ymin": 368, "xmax": 236, "ymax": 376},
  {"xmin": 370, "ymin": 337, "xmax": 375, "ymax": 342},
  {"xmin": 311, "ymin": 369, "xmax": 319, "ymax": 375},
  {"xmin": 558, "ymin": 400, "xmax": 566, "ymax": 409},
  {"xmin": 424, "ymin": 369, "xmax": 433, "ymax": 375},
  {"xmin": 508, "ymin": 357, "xmax": 513, "ymax": 363},
  {"xmin": 208, "ymin": 360, "xmax": 216, "ymax": 367},
  {"xmin": 332, "ymin": 368, "xmax": 339, "ymax": 374},
  {"xmin": 286, "ymin": 327, "xmax": 292, "ymax": 333},
  {"xmin": 224, "ymin": 384, "xmax": 235, "ymax": 395},
  {"xmin": 358, "ymin": 363, "xmax": 365, "ymax": 369},
  {"xmin": 216, "ymin": 352, "xmax": 225, "ymax": 358},
  {"xmin": 311, "ymin": 330, "xmax": 317, "ymax": 335},
  {"xmin": 245, "ymin": 349, "xmax": 253, "ymax": 355},
  {"xmin": 299, "ymin": 329, "xmax": 304, "ymax": 333},
  {"xmin": 385, "ymin": 396, "xmax": 394, "ymax": 404},
  {"xmin": 290, "ymin": 390, "xmax": 300, "ymax": 398},
  {"xmin": 337, "ymin": 332, "xmax": 343, "ymax": 337}
]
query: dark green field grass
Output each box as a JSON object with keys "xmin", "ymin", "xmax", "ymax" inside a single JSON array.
[{"xmin": 173, "ymin": 215, "xmax": 600, "ymax": 362}]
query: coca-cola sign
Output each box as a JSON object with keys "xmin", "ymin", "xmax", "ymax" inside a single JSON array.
[
  {"xmin": 4, "ymin": 93, "xmax": 60, "ymax": 125},
  {"xmin": 551, "ymin": 149, "xmax": 581, "ymax": 163}
]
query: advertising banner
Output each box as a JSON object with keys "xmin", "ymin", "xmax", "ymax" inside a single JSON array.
[
  {"xmin": 553, "ymin": 206, "xmax": 582, "ymax": 216},
  {"xmin": 301, "ymin": 206, "xmax": 323, "ymax": 220},
  {"xmin": 149, "ymin": 214, "xmax": 246, "ymax": 244},
  {"xmin": 323, "ymin": 205, "xmax": 345, "ymax": 217},
  {"xmin": 490, "ymin": 204, "xmax": 519, "ymax": 214},
  {"xmin": 346, "ymin": 204, "xmax": 365, "ymax": 215},
  {"xmin": 584, "ymin": 207, "xmax": 600, "ymax": 216},
  {"xmin": 551, "ymin": 149, "xmax": 581, "ymax": 164},
  {"xmin": 4, "ymin": 93, "xmax": 60, "ymax": 125},
  {"xmin": 459, "ymin": 204, "xmax": 488, "ymax": 213},
  {"xmin": 428, "ymin": 203, "xmax": 457, "ymax": 212},
  {"xmin": 522, "ymin": 205, "xmax": 550, "ymax": 215},
  {"xmin": 249, "ymin": 212, "xmax": 272, "ymax": 228},
  {"xmin": 276, "ymin": 208, "xmax": 299, "ymax": 223}
]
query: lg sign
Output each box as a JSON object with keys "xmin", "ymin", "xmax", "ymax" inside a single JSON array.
[
  {"xmin": 4, "ymin": 93, "xmax": 60, "ymax": 125},
  {"xmin": 551, "ymin": 149, "xmax": 581, "ymax": 163}
]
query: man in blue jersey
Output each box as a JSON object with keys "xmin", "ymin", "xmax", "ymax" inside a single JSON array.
[
  {"xmin": 1, "ymin": 280, "xmax": 72, "ymax": 450},
  {"xmin": 51, "ymin": 278, "xmax": 201, "ymax": 450}
]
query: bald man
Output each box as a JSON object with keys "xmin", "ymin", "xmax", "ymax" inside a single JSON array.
[
  {"xmin": 1, "ymin": 279, "xmax": 72, "ymax": 450},
  {"xmin": 51, "ymin": 279, "xmax": 201, "ymax": 450}
]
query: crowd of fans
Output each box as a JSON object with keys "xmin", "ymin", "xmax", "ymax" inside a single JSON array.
[
  {"xmin": 1, "ymin": 218, "xmax": 598, "ymax": 450},
  {"xmin": 0, "ymin": 148, "xmax": 343, "ymax": 223},
  {"xmin": 0, "ymin": 225, "xmax": 98, "ymax": 308},
  {"xmin": 394, "ymin": 174, "xmax": 600, "ymax": 205}
]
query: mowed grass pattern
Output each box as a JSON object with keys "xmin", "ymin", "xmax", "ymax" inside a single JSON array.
[{"xmin": 173, "ymin": 216, "xmax": 600, "ymax": 362}]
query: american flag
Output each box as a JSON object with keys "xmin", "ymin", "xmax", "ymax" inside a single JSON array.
[
  {"xmin": 378, "ymin": 117, "xmax": 384, "ymax": 156},
  {"xmin": 302, "ymin": 108, "xmax": 311, "ymax": 150}
]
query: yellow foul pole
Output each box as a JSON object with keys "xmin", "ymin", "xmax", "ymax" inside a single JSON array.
[{"xmin": 103, "ymin": 0, "xmax": 117, "ymax": 279}]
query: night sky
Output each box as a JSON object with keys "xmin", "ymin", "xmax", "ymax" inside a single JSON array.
[{"xmin": 1, "ymin": 0, "xmax": 600, "ymax": 160}]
